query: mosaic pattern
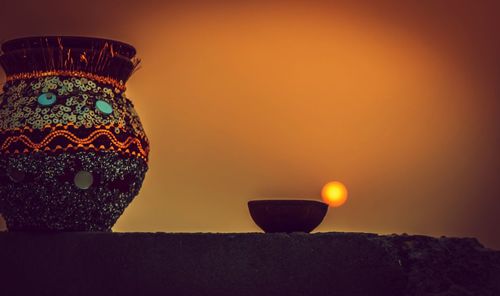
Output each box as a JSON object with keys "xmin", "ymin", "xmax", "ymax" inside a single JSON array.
[
  {"xmin": 0, "ymin": 76, "xmax": 146, "ymax": 139},
  {"xmin": 0, "ymin": 151, "xmax": 147, "ymax": 231},
  {"xmin": 0, "ymin": 75, "xmax": 149, "ymax": 230},
  {"xmin": 0, "ymin": 124, "xmax": 148, "ymax": 160}
]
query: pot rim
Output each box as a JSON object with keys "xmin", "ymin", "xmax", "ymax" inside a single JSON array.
[{"xmin": 1, "ymin": 36, "xmax": 136, "ymax": 58}]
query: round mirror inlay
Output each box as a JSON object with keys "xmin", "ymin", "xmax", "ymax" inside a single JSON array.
[
  {"xmin": 95, "ymin": 100, "xmax": 113, "ymax": 115},
  {"xmin": 38, "ymin": 92, "xmax": 57, "ymax": 106},
  {"xmin": 74, "ymin": 171, "xmax": 93, "ymax": 190},
  {"xmin": 8, "ymin": 169, "xmax": 25, "ymax": 183}
]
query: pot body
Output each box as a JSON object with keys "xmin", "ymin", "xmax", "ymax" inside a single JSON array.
[{"xmin": 0, "ymin": 74, "xmax": 149, "ymax": 231}]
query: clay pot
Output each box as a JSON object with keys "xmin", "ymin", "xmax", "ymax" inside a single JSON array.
[{"xmin": 0, "ymin": 36, "xmax": 149, "ymax": 231}]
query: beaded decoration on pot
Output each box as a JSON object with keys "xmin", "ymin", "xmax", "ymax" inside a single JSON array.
[
  {"xmin": 0, "ymin": 36, "xmax": 149, "ymax": 231},
  {"xmin": 0, "ymin": 76, "xmax": 148, "ymax": 160}
]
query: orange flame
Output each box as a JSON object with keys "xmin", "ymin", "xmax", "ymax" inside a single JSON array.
[{"xmin": 321, "ymin": 181, "xmax": 348, "ymax": 207}]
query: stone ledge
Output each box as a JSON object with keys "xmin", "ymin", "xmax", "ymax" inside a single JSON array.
[{"xmin": 0, "ymin": 232, "xmax": 498, "ymax": 296}]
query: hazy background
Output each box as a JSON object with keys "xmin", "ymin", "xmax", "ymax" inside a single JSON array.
[{"xmin": 0, "ymin": 0, "xmax": 499, "ymax": 248}]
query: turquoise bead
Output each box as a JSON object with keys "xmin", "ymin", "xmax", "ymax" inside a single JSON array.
[
  {"xmin": 38, "ymin": 92, "xmax": 57, "ymax": 106},
  {"xmin": 95, "ymin": 100, "xmax": 113, "ymax": 115}
]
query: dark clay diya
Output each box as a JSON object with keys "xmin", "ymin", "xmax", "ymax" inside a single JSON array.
[{"xmin": 248, "ymin": 199, "xmax": 328, "ymax": 233}]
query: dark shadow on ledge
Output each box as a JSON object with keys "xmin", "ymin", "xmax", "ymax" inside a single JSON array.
[{"xmin": 0, "ymin": 232, "xmax": 498, "ymax": 296}]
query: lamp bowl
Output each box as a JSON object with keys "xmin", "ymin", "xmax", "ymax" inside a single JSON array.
[{"xmin": 248, "ymin": 199, "xmax": 328, "ymax": 233}]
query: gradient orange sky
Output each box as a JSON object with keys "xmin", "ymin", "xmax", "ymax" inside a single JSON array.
[{"xmin": 1, "ymin": 1, "xmax": 499, "ymax": 248}]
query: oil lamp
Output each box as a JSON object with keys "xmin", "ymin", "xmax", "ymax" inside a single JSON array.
[{"xmin": 248, "ymin": 181, "xmax": 348, "ymax": 233}]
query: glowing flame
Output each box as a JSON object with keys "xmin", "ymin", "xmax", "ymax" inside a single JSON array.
[{"xmin": 321, "ymin": 181, "xmax": 348, "ymax": 207}]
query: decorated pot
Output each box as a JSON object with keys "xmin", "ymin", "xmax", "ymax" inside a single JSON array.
[{"xmin": 0, "ymin": 36, "xmax": 149, "ymax": 231}]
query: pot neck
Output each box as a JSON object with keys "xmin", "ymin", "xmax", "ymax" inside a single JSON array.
[{"xmin": 0, "ymin": 36, "xmax": 139, "ymax": 86}]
